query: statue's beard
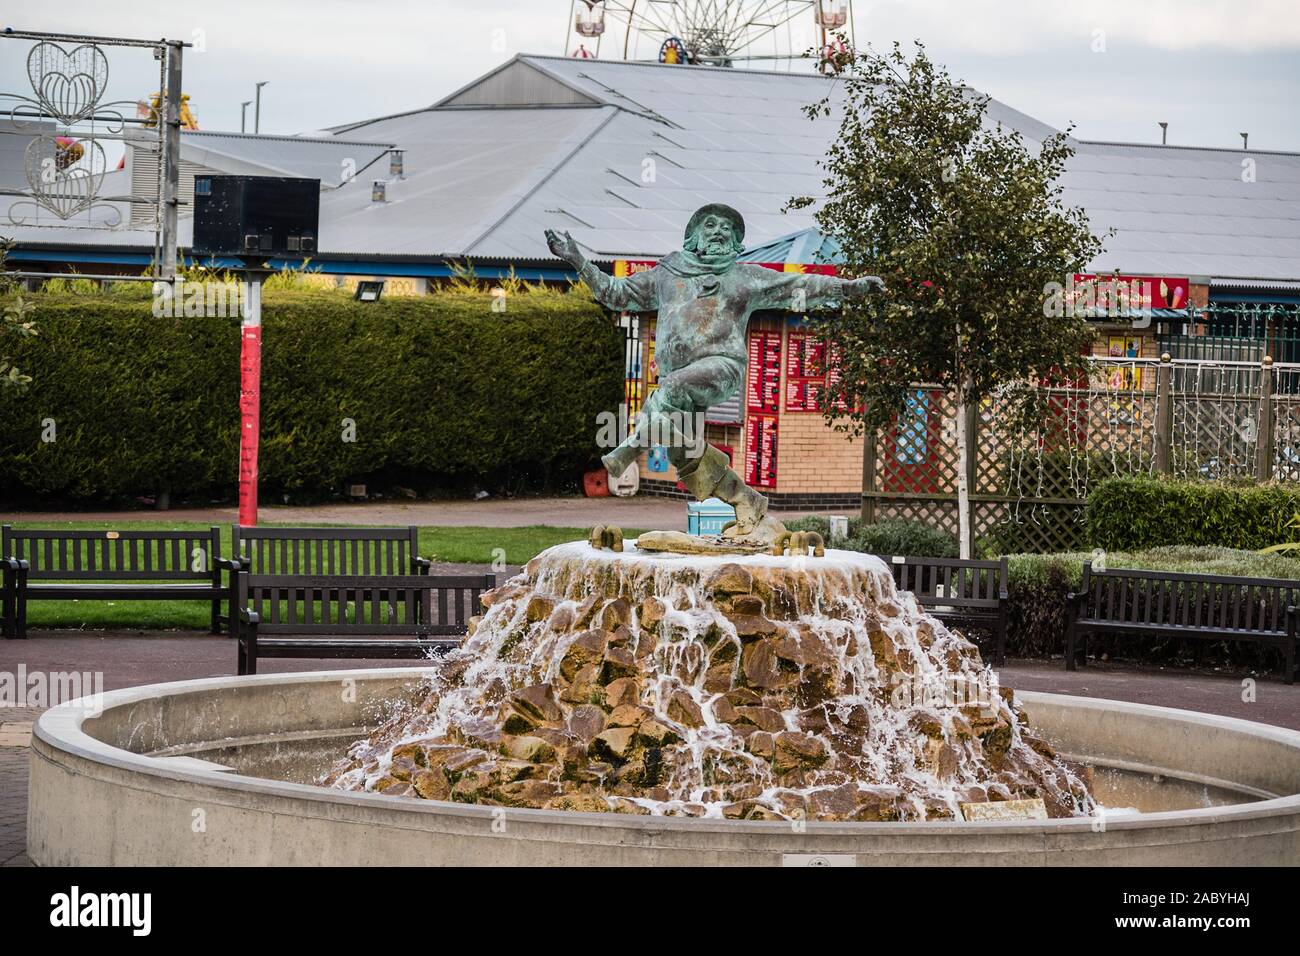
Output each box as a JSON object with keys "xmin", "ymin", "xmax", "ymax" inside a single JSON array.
[{"xmin": 698, "ymin": 238, "xmax": 732, "ymax": 260}]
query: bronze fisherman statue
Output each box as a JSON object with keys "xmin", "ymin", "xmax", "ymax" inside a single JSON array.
[{"xmin": 546, "ymin": 203, "xmax": 883, "ymax": 548}]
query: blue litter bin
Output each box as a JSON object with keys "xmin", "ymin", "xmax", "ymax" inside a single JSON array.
[{"xmin": 688, "ymin": 497, "xmax": 736, "ymax": 536}]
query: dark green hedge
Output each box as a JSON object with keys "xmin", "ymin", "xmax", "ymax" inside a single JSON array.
[
  {"xmin": 0, "ymin": 288, "xmax": 622, "ymax": 504},
  {"xmin": 1086, "ymin": 476, "xmax": 1300, "ymax": 551}
]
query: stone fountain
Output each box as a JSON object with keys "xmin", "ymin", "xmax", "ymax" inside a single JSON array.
[{"xmin": 322, "ymin": 543, "xmax": 1093, "ymax": 823}]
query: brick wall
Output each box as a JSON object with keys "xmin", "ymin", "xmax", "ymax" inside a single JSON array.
[{"xmin": 773, "ymin": 406, "xmax": 863, "ymax": 493}]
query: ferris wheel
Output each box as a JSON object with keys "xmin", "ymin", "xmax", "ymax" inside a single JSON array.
[{"xmin": 565, "ymin": 0, "xmax": 855, "ymax": 67}]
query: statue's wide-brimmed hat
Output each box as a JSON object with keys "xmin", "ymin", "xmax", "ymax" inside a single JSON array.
[{"xmin": 684, "ymin": 203, "xmax": 745, "ymax": 243}]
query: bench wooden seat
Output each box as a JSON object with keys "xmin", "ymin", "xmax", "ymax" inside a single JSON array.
[
  {"xmin": 873, "ymin": 554, "xmax": 1009, "ymax": 665},
  {"xmin": 233, "ymin": 571, "xmax": 494, "ymax": 674},
  {"xmin": 2, "ymin": 525, "xmax": 227, "ymax": 638},
  {"xmin": 1067, "ymin": 562, "xmax": 1299, "ymax": 683}
]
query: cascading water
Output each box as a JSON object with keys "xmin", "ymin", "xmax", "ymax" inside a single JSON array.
[{"xmin": 323, "ymin": 543, "xmax": 1096, "ymax": 821}]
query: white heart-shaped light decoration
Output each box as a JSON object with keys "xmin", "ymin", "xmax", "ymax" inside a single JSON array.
[
  {"xmin": 26, "ymin": 42, "xmax": 110, "ymax": 125},
  {"xmin": 24, "ymin": 136, "xmax": 107, "ymax": 219}
]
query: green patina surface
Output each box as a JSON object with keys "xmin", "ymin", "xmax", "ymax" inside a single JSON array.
[{"xmin": 546, "ymin": 203, "xmax": 882, "ymax": 544}]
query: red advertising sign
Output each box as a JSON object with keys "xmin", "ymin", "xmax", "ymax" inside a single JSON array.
[
  {"xmin": 1072, "ymin": 274, "xmax": 1190, "ymax": 311},
  {"xmin": 825, "ymin": 342, "xmax": 849, "ymax": 413},
  {"xmin": 614, "ymin": 259, "xmax": 657, "ymax": 277},
  {"xmin": 745, "ymin": 414, "xmax": 779, "ymax": 489},
  {"xmin": 746, "ymin": 329, "xmax": 782, "ymax": 413}
]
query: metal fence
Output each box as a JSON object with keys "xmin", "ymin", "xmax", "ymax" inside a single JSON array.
[
  {"xmin": 861, "ymin": 353, "xmax": 1300, "ymax": 553},
  {"xmin": 1159, "ymin": 303, "xmax": 1300, "ymax": 368}
]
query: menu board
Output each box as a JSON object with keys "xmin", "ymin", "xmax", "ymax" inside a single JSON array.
[
  {"xmin": 745, "ymin": 414, "xmax": 779, "ymax": 489},
  {"xmin": 785, "ymin": 330, "xmax": 827, "ymax": 412},
  {"xmin": 746, "ymin": 330, "xmax": 782, "ymax": 413}
]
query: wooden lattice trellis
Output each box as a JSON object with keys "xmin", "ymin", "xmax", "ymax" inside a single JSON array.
[{"xmin": 862, "ymin": 356, "xmax": 1300, "ymax": 553}]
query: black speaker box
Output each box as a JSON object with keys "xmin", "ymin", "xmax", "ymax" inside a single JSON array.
[{"xmin": 192, "ymin": 175, "xmax": 320, "ymax": 258}]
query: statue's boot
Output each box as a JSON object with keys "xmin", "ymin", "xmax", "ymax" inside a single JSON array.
[
  {"xmin": 714, "ymin": 470, "xmax": 771, "ymax": 538},
  {"xmin": 677, "ymin": 444, "xmax": 771, "ymax": 538},
  {"xmin": 601, "ymin": 443, "xmax": 640, "ymax": 480}
]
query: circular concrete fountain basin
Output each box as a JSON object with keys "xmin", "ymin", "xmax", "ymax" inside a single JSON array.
[{"xmin": 28, "ymin": 668, "xmax": 1300, "ymax": 865}]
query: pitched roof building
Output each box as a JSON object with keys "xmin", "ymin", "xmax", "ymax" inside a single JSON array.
[{"xmin": 10, "ymin": 53, "xmax": 1297, "ymax": 289}]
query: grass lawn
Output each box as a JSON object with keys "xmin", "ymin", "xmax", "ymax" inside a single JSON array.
[{"xmin": 5, "ymin": 519, "xmax": 640, "ymax": 631}]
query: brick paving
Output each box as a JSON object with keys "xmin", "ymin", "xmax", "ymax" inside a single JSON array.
[
  {"xmin": 3, "ymin": 629, "xmax": 1299, "ymax": 866},
  {"xmin": 0, "ymin": 708, "xmax": 40, "ymax": 867}
]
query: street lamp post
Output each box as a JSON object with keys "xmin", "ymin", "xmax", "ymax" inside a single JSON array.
[
  {"xmin": 254, "ymin": 81, "xmax": 268, "ymax": 133},
  {"xmin": 240, "ymin": 100, "xmax": 251, "ymax": 133}
]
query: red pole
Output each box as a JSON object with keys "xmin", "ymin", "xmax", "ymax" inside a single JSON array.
[{"xmin": 238, "ymin": 276, "xmax": 262, "ymax": 525}]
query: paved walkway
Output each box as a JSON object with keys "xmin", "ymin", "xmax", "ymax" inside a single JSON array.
[
  {"xmin": 4, "ymin": 495, "xmax": 697, "ymax": 529},
  {"xmin": 4, "ymin": 630, "xmax": 1298, "ymax": 866}
]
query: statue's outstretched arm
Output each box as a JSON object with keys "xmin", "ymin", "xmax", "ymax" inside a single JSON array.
[
  {"xmin": 545, "ymin": 228, "xmax": 659, "ymax": 312},
  {"xmin": 751, "ymin": 269, "xmax": 885, "ymax": 314}
]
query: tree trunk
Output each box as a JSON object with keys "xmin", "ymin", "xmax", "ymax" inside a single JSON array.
[
  {"xmin": 859, "ymin": 427, "xmax": 876, "ymax": 525},
  {"xmin": 955, "ymin": 381, "xmax": 972, "ymax": 560}
]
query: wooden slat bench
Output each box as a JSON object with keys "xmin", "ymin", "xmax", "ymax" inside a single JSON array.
[
  {"xmin": 227, "ymin": 525, "xmax": 434, "ymax": 642},
  {"xmin": 232, "ymin": 572, "xmax": 495, "ymax": 674},
  {"xmin": 2, "ymin": 525, "xmax": 227, "ymax": 638},
  {"xmin": 874, "ymin": 554, "xmax": 1009, "ymax": 665},
  {"xmin": 1066, "ymin": 562, "xmax": 1299, "ymax": 683}
]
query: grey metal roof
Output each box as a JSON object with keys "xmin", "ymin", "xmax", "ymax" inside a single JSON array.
[
  {"xmin": 323, "ymin": 55, "xmax": 858, "ymax": 260},
  {"xmin": 4, "ymin": 53, "xmax": 1298, "ymax": 283},
  {"xmin": 313, "ymin": 105, "xmax": 619, "ymax": 257},
  {"xmin": 0, "ymin": 118, "xmax": 55, "ymax": 190},
  {"xmin": 175, "ymin": 130, "xmax": 393, "ymax": 187},
  {"xmin": 1066, "ymin": 140, "xmax": 1300, "ymax": 281},
  {"xmin": 326, "ymin": 54, "xmax": 1300, "ymax": 281}
]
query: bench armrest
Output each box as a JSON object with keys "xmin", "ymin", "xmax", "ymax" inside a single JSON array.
[
  {"xmin": 215, "ymin": 557, "xmax": 244, "ymax": 573},
  {"xmin": 0, "ymin": 557, "xmax": 28, "ymax": 574},
  {"xmin": 413, "ymin": 556, "xmax": 432, "ymax": 572},
  {"xmin": 239, "ymin": 607, "xmax": 260, "ymax": 626}
]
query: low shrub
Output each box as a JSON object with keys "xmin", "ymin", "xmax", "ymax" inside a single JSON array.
[
  {"xmin": 847, "ymin": 518, "xmax": 959, "ymax": 558},
  {"xmin": 784, "ymin": 516, "xmax": 956, "ymax": 557},
  {"xmin": 1086, "ymin": 476, "xmax": 1300, "ymax": 551},
  {"xmin": 782, "ymin": 514, "xmax": 832, "ymax": 539}
]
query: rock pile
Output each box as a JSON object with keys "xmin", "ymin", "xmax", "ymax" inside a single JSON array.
[{"xmin": 322, "ymin": 543, "xmax": 1094, "ymax": 821}]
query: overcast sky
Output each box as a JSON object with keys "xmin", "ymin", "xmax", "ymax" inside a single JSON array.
[{"xmin": 3, "ymin": 0, "xmax": 1299, "ymax": 151}]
